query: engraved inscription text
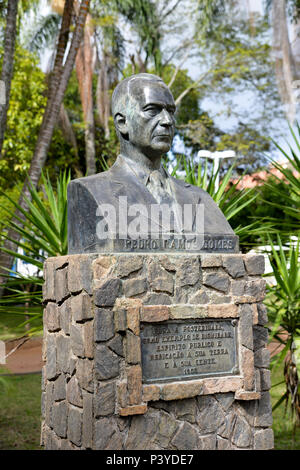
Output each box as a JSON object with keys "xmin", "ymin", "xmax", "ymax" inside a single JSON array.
[{"xmin": 140, "ymin": 319, "xmax": 238, "ymax": 383}]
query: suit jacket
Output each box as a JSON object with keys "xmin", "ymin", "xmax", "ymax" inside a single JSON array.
[{"xmin": 67, "ymin": 155, "xmax": 238, "ymax": 254}]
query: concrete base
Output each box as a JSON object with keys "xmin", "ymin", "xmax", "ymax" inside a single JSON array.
[{"xmin": 41, "ymin": 253, "xmax": 274, "ymax": 450}]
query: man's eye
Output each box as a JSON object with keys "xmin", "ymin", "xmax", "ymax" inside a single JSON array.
[{"xmin": 145, "ymin": 106, "xmax": 159, "ymax": 115}]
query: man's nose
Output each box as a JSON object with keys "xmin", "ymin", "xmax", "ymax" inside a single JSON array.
[{"xmin": 159, "ymin": 109, "xmax": 173, "ymax": 126}]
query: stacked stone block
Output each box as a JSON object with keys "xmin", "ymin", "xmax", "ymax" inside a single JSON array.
[{"xmin": 41, "ymin": 253, "xmax": 273, "ymax": 450}]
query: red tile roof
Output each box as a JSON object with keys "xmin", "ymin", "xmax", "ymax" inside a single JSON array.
[{"xmin": 231, "ymin": 164, "xmax": 299, "ymax": 189}]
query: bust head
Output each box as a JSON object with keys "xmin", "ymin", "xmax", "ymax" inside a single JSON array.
[
  {"xmin": 67, "ymin": 74, "xmax": 239, "ymax": 254},
  {"xmin": 111, "ymin": 73, "xmax": 176, "ymax": 166}
]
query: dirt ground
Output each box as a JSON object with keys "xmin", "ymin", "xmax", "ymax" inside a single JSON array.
[
  {"xmin": 1, "ymin": 335, "xmax": 283, "ymax": 375},
  {"xmin": 3, "ymin": 337, "xmax": 44, "ymax": 374}
]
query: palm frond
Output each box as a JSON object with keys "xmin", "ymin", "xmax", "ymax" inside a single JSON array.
[
  {"xmin": 171, "ymin": 154, "xmax": 270, "ymax": 245},
  {"xmin": 0, "ymin": 171, "xmax": 70, "ymax": 336},
  {"xmin": 28, "ymin": 12, "xmax": 61, "ymax": 54},
  {"xmin": 266, "ymin": 123, "xmax": 300, "ymax": 228}
]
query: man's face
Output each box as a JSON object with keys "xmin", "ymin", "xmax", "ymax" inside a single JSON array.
[{"xmin": 125, "ymin": 80, "xmax": 176, "ymax": 159}]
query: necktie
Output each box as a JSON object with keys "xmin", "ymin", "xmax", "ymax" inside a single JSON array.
[
  {"xmin": 147, "ymin": 170, "xmax": 179, "ymax": 233},
  {"xmin": 147, "ymin": 170, "xmax": 172, "ymax": 205}
]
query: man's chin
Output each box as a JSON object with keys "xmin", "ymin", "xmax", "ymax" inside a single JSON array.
[{"xmin": 151, "ymin": 142, "xmax": 171, "ymax": 153}]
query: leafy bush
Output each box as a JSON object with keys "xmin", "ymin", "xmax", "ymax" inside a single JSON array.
[
  {"xmin": 170, "ymin": 155, "xmax": 274, "ymax": 250},
  {"xmin": 0, "ymin": 171, "xmax": 70, "ymax": 335},
  {"xmin": 265, "ymin": 236, "xmax": 300, "ymax": 427}
]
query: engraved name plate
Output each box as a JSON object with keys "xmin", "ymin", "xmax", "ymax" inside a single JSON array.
[
  {"xmin": 140, "ymin": 319, "xmax": 239, "ymax": 383},
  {"xmin": 87, "ymin": 234, "xmax": 239, "ymax": 254}
]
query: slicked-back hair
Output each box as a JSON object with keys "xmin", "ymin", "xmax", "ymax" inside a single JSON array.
[{"xmin": 111, "ymin": 73, "xmax": 164, "ymax": 118}]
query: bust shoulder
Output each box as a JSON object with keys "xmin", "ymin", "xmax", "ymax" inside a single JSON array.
[
  {"xmin": 68, "ymin": 156, "xmax": 127, "ymax": 190},
  {"xmin": 170, "ymin": 175, "xmax": 213, "ymax": 197}
]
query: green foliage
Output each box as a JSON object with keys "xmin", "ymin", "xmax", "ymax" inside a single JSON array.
[
  {"xmin": 0, "ymin": 183, "xmax": 22, "ymax": 232},
  {"xmin": 0, "ymin": 311, "xmax": 42, "ymax": 341},
  {"xmin": 0, "ymin": 171, "xmax": 70, "ymax": 334},
  {"xmin": 0, "ymin": 44, "xmax": 47, "ymax": 189},
  {"xmin": 112, "ymin": 0, "xmax": 162, "ymax": 73},
  {"xmin": 11, "ymin": 0, "xmax": 279, "ymax": 178},
  {"xmin": 263, "ymin": 124, "xmax": 300, "ymax": 229},
  {"xmin": 271, "ymin": 365, "xmax": 300, "ymax": 449},
  {"xmin": 0, "ymin": 43, "xmax": 83, "ymax": 187},
  {"xmin": 95, "ymin": 117, "xmax": 119, "ymax": 169},
  {"xmin": 170, "ymin": 155, "xmax": 274, "ymax": 250},
  {"xmin": 216, "ymin": 124, "xmax": 270, "ymax": 171},
  {"xmin": 63, "ymin": 70, "xmax": 119, "ymax": 174},
  {"xmin": 161, "ymin": 66, "xmax": 203, "ymax": 125},
  {"xmin": 0, "ymin": 40, "xmax": 76, "ymax": 185},
  {"xmin": 266, "ymin": 237, "xmax": 300, "ymax": 343},
  {"xmin": 1, "ymin": 171, "xmax": 70, "ymax": 263},
  {"xmin": 265, "ymin": 236, "xmax": 300, "ymax": 425},
  {"xmin": 45, "ymin": 126, "xmax": 80, "ymax": 178},
  {"xmin": 27, "ymin": 12, "xmax": 61, "ymax": 54},
  {"xmin": 195, "ymin": 0, "xmax": 225, "ymax": 33},
  {"xmin": 196, "ymin": 1, "xmax": 275, "ymax": 95},
  {"xmin": 0, "ymin": 0, "xmax": 41, "ymax": 35},
  {"xmin": 0, "ymin": 374, "xmax": 42, "ymax": 450},
  {"xmin": 228, "ymin": 124, "xmax": 300, "ymax": 248},
  {"xmin": 190, "ymin": 0, "xmax": 280, "ymax": 169},
  {"xmin": 0, "ymin": 0, "xmax": 6, "ymax": 29},
  {"xmin": 91, "ymin": 0, "xmax": 125, "ymax": 72},
  {"xmin": 229, "ymin": 177, "xmax": 296, "ymax": 248}
]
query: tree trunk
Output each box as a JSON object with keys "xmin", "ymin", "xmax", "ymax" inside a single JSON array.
[
  {"xmin": 96, "ymin": 52, "xmax": 110, "ymax": 139},
  {"xmin": 49, "ymin": 0, "xmax": 74, "ymax": 105},
  {"xmin": 59, "ymin": 103, "xmax": 79, "ymax": 156},
  {"xmin": 0, "ymin": 0, "xmax": 91, "ymax": 294},
  {"xmin": 0, "ymin": 0, "xmax": 19, "ymax": 158},
  {"xmin": 75, "ymin": 13, "xmax": 96, "ymax": 175},
  {"xmin": 291, "ymin": 17, "xmax": 300, "ymax": 76},
  {"xmin": 21, "ymin": 0, "xmax": 90, "ymax": 190},
  {"xmin": 272, "ymin": 0, "xmax": 297, "ymax": 123}
]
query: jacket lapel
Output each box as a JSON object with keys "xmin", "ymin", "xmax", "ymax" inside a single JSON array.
[
  {"xmin": 169, "ymin": 177, "xmax": 202, "ymax": 233},
  {"xmin": 109, "ymin": 160, "xmax": 163, "ymax": 234},
  {"xmin": 107, "ymin": 156, "xmax": 202, "ymax": 235}
]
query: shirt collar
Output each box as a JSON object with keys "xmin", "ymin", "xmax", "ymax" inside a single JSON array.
[{"xmin": 120, "ymin": 154, "xmax": 169, "ymax": 185}]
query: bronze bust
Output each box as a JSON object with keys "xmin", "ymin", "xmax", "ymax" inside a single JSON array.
[{"xmin": 67, "ymin": 73, "xmax": 238, "ymax": 254}]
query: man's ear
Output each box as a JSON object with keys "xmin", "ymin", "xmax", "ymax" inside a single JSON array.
[{"xmin": 114, "ymin": 113, "xmax": 128, "ymax": 135}]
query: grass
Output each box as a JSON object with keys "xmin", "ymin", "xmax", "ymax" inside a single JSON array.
[
  {"xmin": 0, "ymin": 365, "xmax": 299, "ymax": 450},
  {"xmin": 270, "ymin": 364, "xmax": 300, "ymax": 450},
  {"xmin": 0, "ymin": 372, "xmax": 42, "ymax": 450},
  {"xmin": 0, "ymin": 312, "xmax": 42, "ymax": 341},
  {"xmin": 0, "ymin": 311, "xmax": 43, "ymax": 450}
]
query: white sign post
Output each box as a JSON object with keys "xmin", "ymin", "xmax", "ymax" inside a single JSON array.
[
  {"xmin": 197, "ymin": 150, "xmax": 236, "ymax": 192},
  {"xmin": 0, "ymin": 340, "xmax": 5, "ymax": 365}
]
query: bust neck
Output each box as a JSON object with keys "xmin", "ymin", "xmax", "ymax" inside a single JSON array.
[{"xmin": 120, "ymin": 141, "xmax": 162, "ymax": 172}]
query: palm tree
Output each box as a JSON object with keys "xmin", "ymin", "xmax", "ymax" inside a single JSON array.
[
  {"xmin": 0, "ymin": 171, "xmax": 70, "ymax": 335},
  {"xmin": 75, "ymin": 10, "xmax": 96, "ymax": 175},
  {"xmin": 0, "ymin": 0, "xmax": 91, "ymax": 295},
  {"xmin": 113, "ymin": 0, "xmax": 163, "ymax": 74},
  {"xmin": 0, "ymin": 0, "xmax": 19, "ymax": 157},
  {"xmin": 95, "ymin": 9, "xmax": 125, "ymax": 140},
  {"xmin": 28, "ymin": 0, "xmax": 98, "ymax": 175},
  {"xmin": 269, "ymin": 0, "xmax": 300, "ymax": 123}
]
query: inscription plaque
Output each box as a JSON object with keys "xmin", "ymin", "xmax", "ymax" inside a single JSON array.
[{"xmin": 140, "ymin": 319, "xmax": 239, "ymax": 383}]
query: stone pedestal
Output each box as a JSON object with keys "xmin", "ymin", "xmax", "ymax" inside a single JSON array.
[{"xmin": 41, "ymin": 253, "xmax": 274, "ymax": 450}]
